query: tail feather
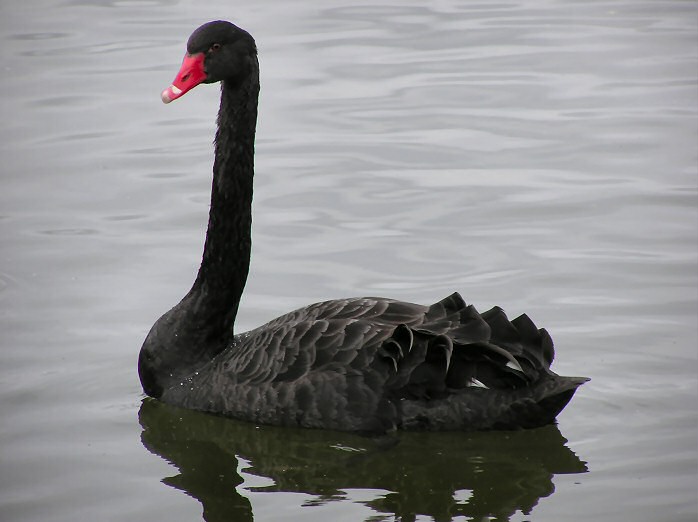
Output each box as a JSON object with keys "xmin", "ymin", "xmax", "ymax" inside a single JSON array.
[
  {"xmin": 493, "ymin": 376, "xmax": 589, "ymax": 430},
  {"xmin": 423, "ymin": 292, "xmax": 467, "ymax": 322},
  {"xmin": 421, "ymin": 294, "xmax": 492, "ymax": 345},
  {"xmin": 481, "ymin": 306, "xmax": 521, "ymax": 345},
  {"xmin": 374, "ymin": 294, "xmax": 588, "ymax": 429}
]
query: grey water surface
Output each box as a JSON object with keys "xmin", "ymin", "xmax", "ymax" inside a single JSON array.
[{"xmin": 1, "ymin": 1, "xmax": 696, "ymax": 521}]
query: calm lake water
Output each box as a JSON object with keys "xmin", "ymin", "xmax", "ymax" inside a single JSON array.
[{"xmin": 1, "ymin": 1, "xmax": 696, "ymax": 521}]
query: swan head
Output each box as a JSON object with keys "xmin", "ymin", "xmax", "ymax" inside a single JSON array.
[{"xmin": 161, "ymin": 20, "xmax": 257, "ymax": 104}]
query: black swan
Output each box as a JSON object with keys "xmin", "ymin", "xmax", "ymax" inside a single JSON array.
[{"xmin": 139, "ymin": 20, "xmax": 588, "ymax": 433}]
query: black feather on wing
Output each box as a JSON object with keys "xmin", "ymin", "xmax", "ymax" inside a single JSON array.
[{"xmin": 161, "ymin": 293, "xmax": 587, "ymax": 432}]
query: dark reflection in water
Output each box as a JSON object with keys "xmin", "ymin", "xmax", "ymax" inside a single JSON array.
[{"xmin": 139, "ymin": 399, "xmax": 587, "ymax": 521}]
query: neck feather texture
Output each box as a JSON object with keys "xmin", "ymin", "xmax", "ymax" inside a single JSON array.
[{"xmin": 189, "ymin": 59, "xmax": 260, "ymax": 336}]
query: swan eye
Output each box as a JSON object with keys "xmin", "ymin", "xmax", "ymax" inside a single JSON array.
[{"xmin": 209, "ymin": 43, "xmax": 221, "ymax": 53}]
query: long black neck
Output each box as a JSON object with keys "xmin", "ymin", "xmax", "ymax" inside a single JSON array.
[{"xmin": 188, "ymin": 57, "xmax": 260, "ymax": 337}]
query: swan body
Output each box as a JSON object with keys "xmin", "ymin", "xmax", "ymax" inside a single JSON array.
[{"xmin": 139, "ymin": 21, "xmax": 587, "ymax": 433}]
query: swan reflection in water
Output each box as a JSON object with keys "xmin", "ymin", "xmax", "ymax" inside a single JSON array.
[{"xmin": 139, "ymin": 399, "xmax": 587, "ymax": 521}]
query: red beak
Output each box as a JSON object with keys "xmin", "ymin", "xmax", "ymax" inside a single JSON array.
[{"xmin": 161, "ymin": 52, "xmax": 207, "ymax": 104}]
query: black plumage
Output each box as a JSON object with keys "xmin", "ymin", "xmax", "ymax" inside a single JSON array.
[{"xmin": 139, "ymin": 21, "xmax": 587, "ymax": 433}]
